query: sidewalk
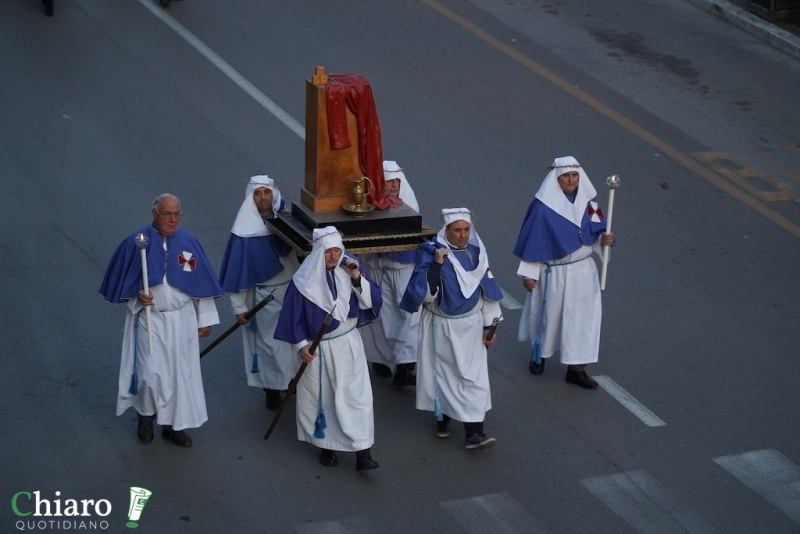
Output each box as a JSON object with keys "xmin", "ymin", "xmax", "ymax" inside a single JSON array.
[{"xmin": 685, "ymin": 0, "xmax": 800, "ymax": 59}]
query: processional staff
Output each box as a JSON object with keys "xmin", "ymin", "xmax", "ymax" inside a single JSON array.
[
  {"xmin": 134, "ymin": 233, "xmax": 154, "ymax": 355},
  {"xmin": 264, "ymin": 306, "xmax": 336, "ymax": 441},
  {"xmin": 485, "ymin": 316, "xmax": 501, "ymax": 344},
  {"xmin": 600, "ymin": 174, "xmax": 620, "ymax": 290},
  {"xmin": 200, "ymin": 292, "xmax": 275, "ymax": 359}
]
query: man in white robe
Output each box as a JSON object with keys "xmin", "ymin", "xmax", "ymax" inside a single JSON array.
[
  {"xmin": 513, "ymin": 156, "xmax": 615, "ymax": 389},
  {"xmin": 360, "ymin": 160, "xmax": 422, "ymax": 387},
  {"xmin": 218, "ymin": 176, "xmax": 300, "ymax": 410},
  {"xmin": 274, "ymin": 227, "xmax": 383, "ymax": 471},
  {"xmin": 100, "ymin": 194, "xmax": 222, "ymax": 447},
  {"xmin": 401, "ymin": 209, "xmax": 503, "ymax": 450}
]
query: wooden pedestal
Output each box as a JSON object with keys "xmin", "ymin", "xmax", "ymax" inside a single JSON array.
[{"xmin": 302, "ymin": 80, "xmax": 363, "ymax": 212}]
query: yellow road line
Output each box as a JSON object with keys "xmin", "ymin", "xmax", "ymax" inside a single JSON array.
[
  {"xmin": 420, "ymin": 0, "xmax": 800, "ymax": 238},
  {"xmin": 752, "ymin": 147, "xmax": 800, "ymax": 184}
]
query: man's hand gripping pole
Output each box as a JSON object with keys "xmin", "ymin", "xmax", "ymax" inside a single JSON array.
[
  {"xmin": 200, "ymin": 292, "xmax": 275, "ymax": 359},
  {"xmin": 264, "ymin": 306, "xmax": 336, "ymax": 440}
]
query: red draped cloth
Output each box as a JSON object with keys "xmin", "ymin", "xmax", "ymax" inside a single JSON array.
[{"xmin": 325, "ymin": 74, "xmax": 402, "ymax": 210}]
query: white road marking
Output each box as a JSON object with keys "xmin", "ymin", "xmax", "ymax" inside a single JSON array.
[
  {"xmin": 500, "ymin": 287, "xmax": 523, "ymax": 310},
  {"xmin": 714, "ymin": 448, "xmax": 800, "ymax": 525},
  {"xmin": 440, "ymin": 492, "xmax": 553, "ymax": 534},
  {"xmin": 595, "ymin": 375, "xmax": 665, "ymax": 427},
  {"xmin": 582, "ymin": 470, "xmax": 717, "ymax": 534},
  {"xmin": 136, "ymin": 0, "xmax": 306, "ymax": 140},
  {"xmin": 295, "ymin": 518, "xmax": 380, "ymax": 534}
]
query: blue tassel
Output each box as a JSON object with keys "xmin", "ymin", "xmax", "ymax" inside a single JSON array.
[
  {"xmin": 250, "ymin": 353, "xmax": 259, "ymax": 373},
  {"xmin": 531, "ymin": 343, "xmax": 542, "ymax": 364},
  {"xmin": 128, "ymin": 373, "xmax": 138, "ymax": 395},
  {"xmin": 313, "ymin": 409, "xmax": 327, "ymax": 439},
  {"xmin": 434, "ymin": 397, "xmax": 442, "ymax": 421}
]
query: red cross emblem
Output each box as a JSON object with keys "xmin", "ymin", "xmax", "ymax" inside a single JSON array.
[
  {"xmin": 586, "ymin": 201, "xmax": 603, "ymax": 223},
  {"xmin": 178, "ymin": 251, "xmax": 197, "ymax": 271},
  {"xmin": 587, "ymin": 204, "xmax": 604, "ymax": 219}
]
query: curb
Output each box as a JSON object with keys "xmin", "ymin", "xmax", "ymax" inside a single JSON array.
[{"xmin": 685, "ymin": 0, "xmax": 800, "ymax": 60}]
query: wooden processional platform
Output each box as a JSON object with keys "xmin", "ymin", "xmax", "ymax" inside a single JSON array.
[{"xmin": 267, "ymin": 67, "xmax": 435, "ymax": 255}]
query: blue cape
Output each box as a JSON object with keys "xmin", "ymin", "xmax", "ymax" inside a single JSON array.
[
  {"xmin": 274, "ymin": 258, "xmax": 383, "ymax": 344},
  {"xmin": 218, "ymin": 234, "xmax": 291, "ymax": 293},
  {"xmin": 512, "ymin": 196, "xmax": 607, "ymax": 263},
  {"xmin": 400, "ymin": 238, "xmax": 502, "ymax": 315},
  {"xmin": 99, "ymin": 225, "xmax": 223, "ymax": 303}
]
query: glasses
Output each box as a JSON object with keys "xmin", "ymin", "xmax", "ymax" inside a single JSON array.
[{"xmin": 156, "ymin": 210, "xmax": 182, "ymax": 219}]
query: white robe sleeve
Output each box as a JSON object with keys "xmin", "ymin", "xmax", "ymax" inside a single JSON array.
[
  {"xmin": 125, "ymin": 298, "xmax": 143, "ymax": 315},
  {"xmin": 592, "ymin": 240, "xmax": 604, "ymax": 259},
  {"xmin": 354, "ymin": 277, "xmax": 373, "ymax": 310},
  {"xmin": 481, "ymin": 298, "xmax": 503, "ymax": 328},
  {"xmin": 292, "ymin": 340, "xmax": 310, "ymax": 353},
  {"xmin": 229, "ymin": 290, "xmax": 249, "ymax": 316},
  {"xmin": 517, "ymin": 260, "xmax": 542, "ymax": 281},
  {"xmin": 195, "ymin": 297, "xmax": 220, "ymax": 328}
]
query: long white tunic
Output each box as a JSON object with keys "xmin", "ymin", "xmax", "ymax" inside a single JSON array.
[
  {"xmin": 416, "ymin": 288, "xmax": 500, "ymax": 423},
  {"xmin": 116, "ymin": 279, "xmax": 219, "ymax": 431},
  {"xmin": 291, "ymin": 283, "xmax": 375, "ymax": 452},
  {"xmin": 230, "ymin": 253, "xmax": 300, "ymax": 389},
  {"xmin": 517, "ymin": 243, "xmax": 602, "ymax": 365},
  {"xmin": 360, "ymin": 254, "xmax": 420, "ymax": 369}
]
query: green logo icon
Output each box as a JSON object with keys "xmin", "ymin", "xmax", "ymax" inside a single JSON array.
[{"xmin": 126, "ymin": 487, "xmax": 152, "ymax": 529}]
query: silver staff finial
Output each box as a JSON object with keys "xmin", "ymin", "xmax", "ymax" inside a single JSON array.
[
  {"xmin": 134, "ymin": 233, "xmax": 150, "ymax": 249},
  {"xmin": 606, "ymin": 174, "xmax": 621, "ymax": 189}
]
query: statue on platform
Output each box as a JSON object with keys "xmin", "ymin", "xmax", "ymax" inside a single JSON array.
[{"xmin": 302, "ymin": 67, "xmax": 404, "ymax": 213}]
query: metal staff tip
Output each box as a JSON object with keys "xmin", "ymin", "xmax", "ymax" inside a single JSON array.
[
  {"xmin": 606, "ymin": 174, "xmax": 621, "ymax": 189},
  {"xmin": 134, "ymin": 233, "xmax": 150, "ymax": 248}
]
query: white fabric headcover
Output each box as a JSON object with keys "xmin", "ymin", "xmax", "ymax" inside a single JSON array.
[
  {"xmin": 534, "ymin": 156, "xmax": 597, "ymax": 228},
  {"xmin": 231, "ymin": 175, "xmax": 283, "ymax": 237},
  {"xmin": 292, "ymin": 226, "xmax": 351, "ymax": 322},
  {"xmin": 383, "ymin": 160, "xmax": 419, "ymax": 212},
  {"xmin": 437, "ymin": 208, "xmax": 489, "ymax": 299}
]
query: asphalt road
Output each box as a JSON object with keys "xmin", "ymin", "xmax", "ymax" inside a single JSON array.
[{"xmin": 2, "ymin": 0, "xmax": 799, "ymax": 533}]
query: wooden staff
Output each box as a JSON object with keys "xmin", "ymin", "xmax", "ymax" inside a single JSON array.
[
  {"xmin": 264, "ymin": 307, "xmax": 335, "ymax": 440},
  {"xmin": 200, "ymin": 293, "xmax": 275, "ymax": 359},
  {"xmin": 485, "ymin": 316, "xmax": 501, "ymax": 344}
]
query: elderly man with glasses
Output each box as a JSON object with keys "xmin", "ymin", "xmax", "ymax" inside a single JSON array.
[{"xmin": 100, "ymin": 193, "xmax": 223, "ymax": 447}]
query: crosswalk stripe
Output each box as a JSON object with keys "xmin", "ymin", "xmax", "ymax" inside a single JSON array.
[
  {"xmin": 581, "ymin": 470, "xmax": 717, "ymax": 534},
  {"xmin": 713, "ymin": 448, "xmax": 800, "ymax": 525},
  {"xmin": 500, "ymin": 287, "xmax": 524, "ymax": 310},
  {"xmin": 295, "ymin": 518, "xmax": 380, "ymax": 534},
  {"xmin": 440, "ymin": 492, "xmax": 553, "ymax": 534},
  {"xmin": 595, "ymin": 375, "xmax": 666, "ymax": 427}
]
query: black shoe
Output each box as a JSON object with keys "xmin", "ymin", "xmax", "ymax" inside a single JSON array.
[
  {"xmin": 319, "ymin": 448, "xmax": 338, "ymax": 467},
  {"xmin": 565, "ymin": 369, "xmax": 598, "ymax": 389},
  {"xmin": 392, "ymin": 363, "xmax": 416, "ymax": 388},
  {"xmin": 434, "ymin": 419, "xmax": 450, "ymax": 438},
  {"xmin": 43, "ymin": 0, "xmax": 53, "ymax": 16},
  {"xmin": 355, "ymin": 449, "xmax": 379, "ymax": 471},
  {"xmin": 372, "ymin": 363, "xmax": 392, "ymax": 378},
  {"xmin": 464, "ymin": 433, "xmax": 496, "ymax": 450},
  {"xmin": 529, "ymin": 357, "xmax": 545, "ymax": 375},
  {"xmin": 161, "ymin": 425, "xmax": 192, "ymax": 447},
  {"xmin": 264, "ymin": 388, "xmax": 282, "ymax": 411},
  {"xmin": 159, "ymin": 0, "xmax": 171, "ymax": 6},
  {"xmin": 137, "ymin": 419, "xmax": 154, "ymax": 443}
]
